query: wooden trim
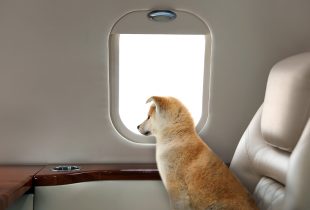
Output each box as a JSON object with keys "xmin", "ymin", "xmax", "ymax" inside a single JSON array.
[
  {"xmin": 34, "ymin": 164, "xmax": 160, "ymax": 186},
  {"xmin": 0, "ymin": 166, "xmax": 43, "ymax": 210},
  {"xmin": 0, "ymin": 164, "xmax": 159, "ymax": 210}
]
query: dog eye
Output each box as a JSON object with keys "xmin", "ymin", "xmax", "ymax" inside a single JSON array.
[{"xmin": 147, "ymin": 115, "xmax": 150, "ymax": 120}]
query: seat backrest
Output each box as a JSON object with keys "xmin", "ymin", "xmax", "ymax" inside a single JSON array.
[{"xmin": 230, "ymin": 52, "xmax": 310, "ymax": 210}]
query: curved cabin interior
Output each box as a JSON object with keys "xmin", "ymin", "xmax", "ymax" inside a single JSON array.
[{"xmin": 0, "ymin": 1, "xmax": 310, "ymax": 210}]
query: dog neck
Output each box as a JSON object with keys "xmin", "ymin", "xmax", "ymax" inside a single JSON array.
[{"xmin": 155, "ymin": 126, "xmax": 197, "ymax": 144}]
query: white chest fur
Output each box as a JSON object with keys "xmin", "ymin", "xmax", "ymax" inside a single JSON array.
[
  {"xmin": 156, "ymin": 143, "xmax": 192, "ymax": 210},
  {"xmin": 155, "ymin": 143, "xmax": 172, "ymax": 188}
]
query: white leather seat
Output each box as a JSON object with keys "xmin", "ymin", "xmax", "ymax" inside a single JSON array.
[{"xmin": 230, "ymin": 52, "xmax": 310, "ymax": 210}]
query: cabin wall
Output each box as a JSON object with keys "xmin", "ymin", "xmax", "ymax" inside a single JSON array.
[
  {"xmin": 6, "ymin": 194, "xmax": 33, "ymax": 210},
  {"xmin": 34, "ymin": 181, "xmax": 170, "ymax": 210},
  {"xmin": 0, "ymin": 0, "xmax": 310, "ymax": 164}
]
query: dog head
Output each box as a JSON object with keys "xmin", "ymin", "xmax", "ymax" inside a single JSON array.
[{"xmin": 137, "ymin": 96, "xmax": 195, "ymax": 138}]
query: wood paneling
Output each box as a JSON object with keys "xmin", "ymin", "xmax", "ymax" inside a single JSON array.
[
  {"xmin": 0, "ymin": 164, "xmax": 160, "ymax": 210},
  {"xmin": 34, "ymin": 164, "xmax": 160, "ymax": 186},
  {"xmin": 0, "ymin": 166, "xmax": 43, "ymax": 210}
]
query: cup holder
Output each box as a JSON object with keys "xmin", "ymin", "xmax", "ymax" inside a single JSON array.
[{"xmin": 51, "ymin": 165, "xmax": 81, "ymax": 172}]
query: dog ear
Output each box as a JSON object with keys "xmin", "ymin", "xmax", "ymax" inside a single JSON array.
[{"xmin": 146, "ymin": 96, "xmax": 168, "ymax": 112}]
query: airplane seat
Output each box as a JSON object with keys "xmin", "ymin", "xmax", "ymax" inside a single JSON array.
[{"xmin": 230, "ymin": 52, "xmax": 310, "ymax": 210}]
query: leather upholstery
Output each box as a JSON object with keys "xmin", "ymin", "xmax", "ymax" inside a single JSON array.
[
  {"xmin": 254, "ymin": 177, "xmax": 285, "ymax": 210},
  {"xmin": 230, "ymin": 52, "xmax": 310, "ymax": 210},
  {"xmin": 261, "ymin": 53, "xmax": 310, "ymax": 151}
]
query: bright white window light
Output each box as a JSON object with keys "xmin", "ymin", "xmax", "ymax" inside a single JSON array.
[{"xmin": 119, "ymin": 34, "xmax": 205, "ymax": 134}]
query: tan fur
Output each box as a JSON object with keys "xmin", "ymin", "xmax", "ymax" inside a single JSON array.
[{"xmin": 138, "ymin": 96, "xmax": 258, "ymax": 210}]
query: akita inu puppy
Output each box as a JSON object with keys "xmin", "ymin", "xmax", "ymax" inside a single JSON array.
[{"xmin": 137, "ymin": 96, "xmax": 258, "ymax": 210}]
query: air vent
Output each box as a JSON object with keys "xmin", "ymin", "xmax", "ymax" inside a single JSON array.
[{"xmin": 51, "ymin": 165, "xmax": 80, "ymax": 172}]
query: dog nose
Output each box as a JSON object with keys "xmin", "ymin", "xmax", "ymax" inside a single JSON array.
[{"xmin": 137, "ymin": 125, "xmax": 140, "ymax": 129}]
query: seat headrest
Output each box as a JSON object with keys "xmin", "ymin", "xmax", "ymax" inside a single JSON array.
[{"xmin": 261, "ymin": 52, "xmax": 310, "ymax": 152}]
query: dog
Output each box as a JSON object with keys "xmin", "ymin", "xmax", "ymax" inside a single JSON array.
[{"xmin": 137, "ymin": 96, "xmax": 258, "ymax": 210}]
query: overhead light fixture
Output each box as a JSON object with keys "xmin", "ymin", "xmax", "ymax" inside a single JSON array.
[{"xmin": 147, "ymin": 10, "xmax": 177, "ymax": 22}]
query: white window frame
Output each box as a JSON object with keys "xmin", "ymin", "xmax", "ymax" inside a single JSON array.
[{"xmin": 109, "ymin": 10, "xmax": 211, "ymax": 144}]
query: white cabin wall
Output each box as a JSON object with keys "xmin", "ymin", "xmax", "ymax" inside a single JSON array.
[{"xmin": 0, "ymin": 0, "xmax": 310, "ymax": 164}]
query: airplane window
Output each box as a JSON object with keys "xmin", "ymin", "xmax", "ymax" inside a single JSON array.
[
  {"xmin": 119, "ymin": 34, "xmax": 205, "ymax": 134},
  {"xmin": 109, "ymin": 10, "xmax": 210, "ymax": 143}
]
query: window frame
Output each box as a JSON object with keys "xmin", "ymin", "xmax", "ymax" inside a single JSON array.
[{"xmin": 109, "ymin": 10, "xmax": 211, "ymax": 144}]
